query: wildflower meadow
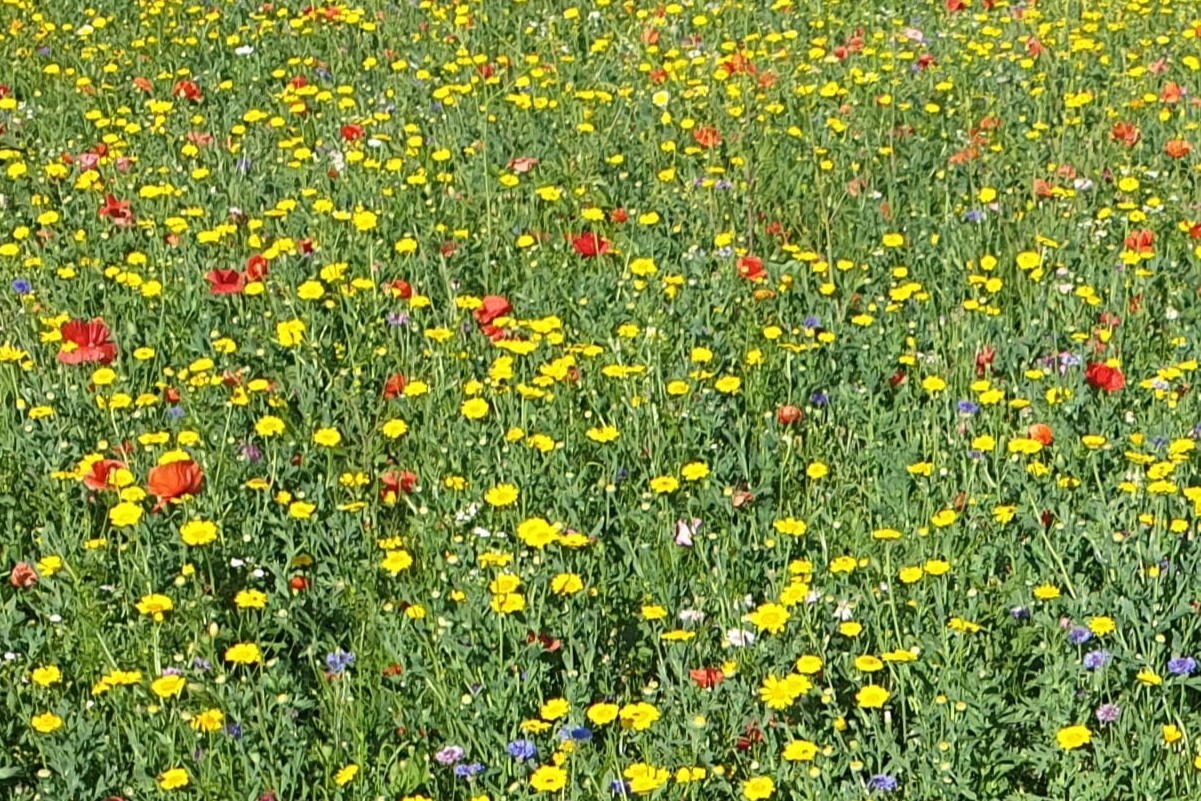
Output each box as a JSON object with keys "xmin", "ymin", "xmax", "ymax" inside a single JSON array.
[{"xmin": 5, "ymin": 0, "xmax": 1201, "ymax": 798}]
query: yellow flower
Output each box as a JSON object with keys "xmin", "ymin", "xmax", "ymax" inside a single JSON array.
[
  {"xmin": 1164, "ymin": 724, "xmax": 1185, "ymax": 745},
  {"xmin": 882, "ymin": 232, "xmax": 905, "ymax": 248},
  {"xmin": 31, "ymin": 665, "xmax": 62, "ymax": 687},
  {"xmin": 715, "ymin": 375, "xmax": 742, "ymax": 394},
  {"xmin": 30, "ymin": 712, "xmax": 63, "ymax": 734},
  {"xmin": 1088, "ymin": 616, "xmax": 1116, "ymax": 636},
  {"xmin": 484, "ymin": 483, "xmax": 519, "ymax": 507},
  {"xmin": 157, "ymin": 768, "xmax": 189, "ymax": 791},
  {"xmin": 855, "ymin": 684, "xmax": 890, "ymax": 709},
  {"xmin": 795, "ymin": 655, "xmax": 823, "ymax": 674},
  {"xmin": 189, "ymin": 708, "xmax": 225, "ymax": 733},
  {"xmin": 461, "ymin": 397, "xmax": 489, "ymax": 420},
  {"xmin": 641, "ymin": 604, "xmax": 668, "ymax": 620},
  {"xmin": 151, "ymin": 674, "xmax": 186, "ymax": 699},
  {"xmin": 1033, "ymin": 584, "xmax": 1060, "ymax": 601},
  {"xmin": 746, "ymin": 602, "xmax": 790, "ymax": 635},
  {"xmin": 224, "ymin": 642, "xmax": 263, "ymax": 666},
  {"xmin": 275, "ymin": 319, "xmax": 305, "ymax": 347},
  {"xmin": 774, "ymin": 518, "xmax": 808, "ymax": 538},
  {"xmin": 805, "ymin": 462, "xmax": 828, "ymax": 480},
  {"xmin": 381, "ymin": 550, "xmax": 414, "ymax": 575},
  {"xmin": 680, "ymin": 462, "xmax": 710, "ymax": 481},
  {"xmin": 108, "ymin": 501, "xmax": 143, "ymax": 528},
  {"xmin": 586, "ymin": 425, "xmax": 620, "ymax": 443},
  {"xmin": 921, "ymin": 376, "xmax": 947, "ymax": 393},
  {"xmin": 255, "ymin": 415, "xmax": 285, "ymax": 437},
  {"xmin": 586, "ymin": 702, "xmax": 619, "ymax": 726},
  {"xmin": 516, "ymin": 517, "xmax": 559, "ymax": 548},
  {"xmin": 334, "ymin": 764, "xmax": 359, "ymax": 787},
  {"xmin": 135, "ymin": 593, "xmax": 174, "ymax": 622},
  {"xmin": 898, "ymin": 566, "xmax": 924, "ymax": 584},
  {"xmin": 540, "ymin": 697, "xmax": 571, "ymax": 720},
  {"xmin": 1138, "ymin": 667, "xmax": 1164, "ymax": 686},
  {"xmin": 782, "ymin": 740, "xmax": 819, "ymax": 762},
  {"xmin": 854, "ymin": 655, "xmax": 884, "ymax": 672},
  {"xmin": 312, "ymin": 427, "xmax": 342, "ymax": 447},
  {"xmin": 529, "ymin": 765, "xmax": 567, "ymax": 792},
  {"xmin": 1056, "ymin": 725, "xmax": 1091, "ymax": 750},
  {"xmin": 742, "ymin": 776, "xmax": 775, "ymax": 801},
  {"xmin": 234, "ymin": 589, "xmax": 268, "ymax": 610},
  {"xmin": 649, "ymin": 475, "xmax": 679, "ymax": 494},
  {"xmin": 180, "ymin": 520, "xmax": 218, "ymax": 547},
  {"xmin": 551, "ymin": 572, "xmax": 584, "ymax": 595},
  {"xmin": 619, "ymin": 701, "xmax": 661, "ymax": 731}
]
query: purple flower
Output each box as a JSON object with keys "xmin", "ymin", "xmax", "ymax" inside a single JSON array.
[
  {"xmin": 957, "ymin": 400, "xmax": 980, "ymax": 415},
  {"xmin": 1095, "ymin": 703, "xmax": 1121, "ymax": 724},
  {"xmin": 1168, "ymin": 656, "xmax": 1197, "ymax": 677},
  {"xmin": 454, "ymin": 762, "xmax": 485, "ymax": 778},
  {"xmin": 387, "ymin": 312, "xmax": 410, "ymax": 327},
  {"xmin": 1067, "ymin": 626, "xmax": 1092, "ymax": 645},
  {"xmin": 192, "ymin": 657, "xmax": 212, "ymax": 672},
  {"xmin": 1082, "ymin": 650, "xmax": 1111, "ymax": 671},
  {"xmin": 435, "ymin": 745, "xmax": 465, "ymax": 765},
  {"xmin": 803, "ymin": 315, "xmax": 821, "ymax": 328},
  {"xmin": 1010, "ymin": 606, "xmax": 1031, "ymax": 621},
  {"xmin": 810, "ymin": 391, "xmax": 829, "ymax": 407},
  {"xmin": 11, "ymin": 279, "xmax": 31, "ymax": 294},
  {"xmin": 325, "ymin": 649, "xmax": 355, "ymax": 675},
  {"xmin": 223, "ymin": 722, "xmax": 243, "ymax": 740},
  {"xmin": 507, "ymin": 739, "xmax": 537, "ymax": 761},
  {"xmin": 240, "ymin": 443, "xmax": 263, "ymax": 463},
  {"xmin": 962, "ymin": 209, "xmax": 985, "ymax": 223},
  {"xmin": 867, "ymin": 774, "xmax": 898, "ymax": 792}
]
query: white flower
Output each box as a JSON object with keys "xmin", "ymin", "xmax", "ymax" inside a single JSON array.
[{"xmin": 724, "ymin": 628, "xmax": 756, "ymax": 648}]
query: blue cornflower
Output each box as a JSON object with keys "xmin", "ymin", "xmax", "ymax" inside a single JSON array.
[
  {"xmin": 454, "ymin": 762, "xmax": 485, "ymax": 779},
  {"xmin": 803, "ymin": 315, "xmax": 821, "ymax": 328},
  {"xmin": 1067, "ymin": 627, "xmax": 1092, "ymax": 645},
  {"xmin": 867, "ymin": 774, "xmax": 898, "ymax": 792},
  {"xmin": 957, "ymin": 400, "xmax": 980, "ymax": 415},
  {"xmin": 325, "ymin": 649, "xmax": 355, "ymax": 675},
  {"xmin": 507, "ymin": 739, "xmax": 537, "ymax": 761},
  {"xmin": 11, "ymin": 279, "xmax": 31, "ymax": 294},
  {"xmin": 1082, "ymin": 650, "xmax": 1111, "ymax": 671},
  {"xmin": 1168, "ymin": 656, "xmax": 1197, "ymax": 677}
]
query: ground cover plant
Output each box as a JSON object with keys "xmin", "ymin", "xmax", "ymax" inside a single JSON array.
[{"xmin": 3, "ymin": 0, "xmax": 1201, "ymax": 798}]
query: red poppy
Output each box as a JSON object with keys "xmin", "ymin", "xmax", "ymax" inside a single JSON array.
[
  {"xmin": 172, "ymin": 80, "xmax": 202, "ymax": 102},
  {"xmin": 609, "ymin": 207, "xmax": 628, "ymax": 224},
  {"xmin": 10, "ymin": 562, "xmax": 38, "ymax": 589},
  {"xmin": 340, "ymin": 124, "xmax": 364, "ymax": 141},
  {"xmin": 689, "ymin": 667, "xmax": 725, "ymax": 689},
  {"xmin": 1085, "ymin": 362, "xmax": 1125, "ymax": 393},
  {"xmin": 945, "ymin": 0, "xmax": 966, "ymax": 11},
  {"xmin": 382, "ymin": 373, "xmax": 407, "ymax": 399},
  {"xmin": 526, "ymin": 631, "xmax": 562, "ymax": 652},
  {"xmin": 571, "ymin": 232, "xmax": 610, "ymax": 258},
  {"xmin": 1028, "ymin": 423, "xmax": 1053, "ymax": 446},
  {"xmin": 83, "ymin": 459, "xmax": 128, "ymax": 491},
  {"xmin": 205, "ymin": 269, "xmax": 245, "ymax": 296},
  {"xmin": 380, "ymin": 471, "xmax": 419, "ymax": 503},
  {"xmin": 975, "ymin": 345, "xmax": 995, "ymax": 377},
  {"xmin": 1110, "ymin": 122, "xmax": 1140, "ymax": 147},
  {"xmin": 385, "ymin": 279, "xmax": 413, "ymax": 299},
  {"xmin": 736, "ymin": 256, "xmax": 766, "ymax": 282},
  {"xmin": 1026, "ymin": 37, "xmax": 1044, "ymax": 56},
  {"xmin": 98, "ymin": 194, "xmax": 134, "ymax": 228},
  {"xmin": 133, "ymin": 76, "xmax": 153, "ymax": 93},
  {"xmin": 1162, "ymin": 82, "xmax": 1183, "ymax": 104},
  {"xmin": 693, "ymin": 126, "xmax": 722, "ymax": 149},
  {"xmin": 245, "ymin": 253, "xmax": 269, "ymax": 281},
  {"xmin": 1165, "ymin": 139, "xmax": 1192, "ymax": 159},
  {"xmin": 58, "ymin": 318, "xmax": 117, "ymax": 365},
  {"xmin": 289, "ymin": 575, "xmax": 310, "ymax": 592},
  {"xmin": 382, "ymin": 663, "xmax": 404, "ymax": 677},
  {"xmin": 889, "ymin": 368, "xmax": 907, "ymax": 388},
  {"xmin": 916, "ymin": 53, "xmax": 937, "ymax": 70},
  {"xmin": 776, "ymin": 405, "xmax": 803, "ymax": 426},
  {"xmin": 1124, "ymin": 229, "xmax": 1154, "ymax": 254},
  {"xmin": 146, "ymin": 460, "xmax": 205, "ymax": 510},
  {"xmin": 720, "ymin": 53, "xmax": 756, "ymax": 75},
  {"xmin": 474, "ymin": 295, "xmax": 512, "ymax": 325}
]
